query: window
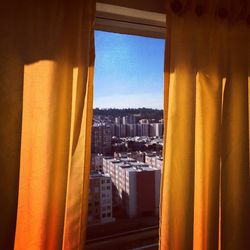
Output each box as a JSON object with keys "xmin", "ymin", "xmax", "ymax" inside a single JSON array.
[{"xmin": 86, "ymin": 3, "xmax": 165, "ymax": 249}]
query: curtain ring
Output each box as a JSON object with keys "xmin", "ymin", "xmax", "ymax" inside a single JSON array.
[
  {"xmin": 170, "ymin": 0, "xmax": 183, "ymax": 14},
  {"xmin": 218, "ymin": 8, "xmax": 228, "ymax": 19},
  {"xmin": 195, "ymin": 5, "xmax": 205, "ymax": 17}
]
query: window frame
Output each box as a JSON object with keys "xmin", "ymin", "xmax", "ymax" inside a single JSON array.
[{"xmin": 95, "ymin": 2, "xmax": 166, "ymax": 39}]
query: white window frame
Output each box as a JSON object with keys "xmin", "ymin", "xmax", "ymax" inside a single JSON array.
[{"xmin": 95, "ymin": 3, "xmax": 166, "ymax": 39}]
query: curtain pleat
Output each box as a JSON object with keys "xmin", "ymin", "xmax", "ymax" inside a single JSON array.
[
  {"xmin": 0, "ymin": 52, "xmax": 23, "ymax": 250},
  {"xmin": 221, "ymin": 23, "xmax": 250, "ymax": 250},
  {"xmin": 161, "ymin": 2, "xmax": 250, "ymax": 249},
  {"xmin": 160, "ymin": 14, "xmax": 196, "ymax": 250},
  {"xmin": 0, "ymin": 3, "xmax": 26, "ymax": 249},
  {"xmin": 1, "ymin": 0, "xmax": 95, "ymax": 249}
]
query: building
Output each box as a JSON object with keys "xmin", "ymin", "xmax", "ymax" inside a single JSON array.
[
  {"xmin": 127, "ymin": 124, "xmax": 138, "ymax": 137},
  {"xmin": 145, "ymin": 152, "xmax": 163, "ymax": 171},
  {"xmin": 139, "ymin": 119, "xmax": 149, "ymax": 124},
  {"xmin": 115, "ymin": 116, "xmax": 122, "ymax": 124},
  {"xmin": 111, "ymin": 120, "xmax": 163, "ymax": 138},
  {"xmin": 88, "ymin": 172, "xmax": 115, "ymax": 225},
  {"xmin": 122, "ymin": 115, "xmax": 136, "ymax": 125},
  {"xmin": 154, "ymin": 123, "xmax": 164, "ymax": 137},
  {"xmin": 114, "ymin": 151, "xmax": 145, "ymax": 163},
  {"xmin": 111, "ymin": 124, "xmax": 121, "ymax": 137},
  {"xmin": 92, "ymin": 123, "xmax": 112, "ymax": 155},
  {"xmin": 91, "ymin": 154, "xmax": 103, "ymax": 171},
  {"xmin": 150, "ymin": 124, "xmax": 156, "ymax": 137},
  {"xmin": 103, "ymin": 157, "xmax": 161, "ymax": 217},
  {"xmin": 141, "ymin": 123, "xmax": 150, "ymax": 137},
  {"xmin": 120, "ymin": 124, "xmax": 127, "ymax": 137}
]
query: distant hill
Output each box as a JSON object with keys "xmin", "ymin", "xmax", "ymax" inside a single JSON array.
[{"xmin": 93, "ymin": 108, "xmax": 163, "ymax": 121}]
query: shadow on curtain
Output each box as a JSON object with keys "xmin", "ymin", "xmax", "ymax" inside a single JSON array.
[
  {"xmin": 160, "ymin": 1, "xmax": 250, "ymax": 250},
  {"xmin": 0, "ymin": 1, "xmax": 95, "ymax": 249}
]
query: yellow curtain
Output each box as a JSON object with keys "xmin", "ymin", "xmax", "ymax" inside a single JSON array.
[
  {"xmin": 0, "ymin": 0, "xmax": 95, "ymax": 249},
  {"xmin": 160, "ymin": 1, "xmax": 250, "ymax": 250}
]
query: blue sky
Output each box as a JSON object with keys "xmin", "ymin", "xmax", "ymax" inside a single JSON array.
[{"xmin": 94, "ymin": 31, "xmax": 165, "ymax": 109}]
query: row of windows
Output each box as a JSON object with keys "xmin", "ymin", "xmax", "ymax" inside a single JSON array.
[
  {"xmin": 102, "ymin": 205, "xmax": 111, "ymax": 211},
  {"xmin": 102, "ymin": 212, "xmax": 111, "ymax": 218},
  {"xmin": 101, "ymin": 179, "xmax": 111, "ymax": 184},
  {"xmin": 101, "ymin": 193, "xmax": 111, "ymax": 198}
]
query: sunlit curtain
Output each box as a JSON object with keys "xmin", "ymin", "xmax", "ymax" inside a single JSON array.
[
  {"xmin": 160, "ymin": 0, "xmax": 250, "ymax": 250},
  {"xmin": 0, "ymin": 0, "xmax": 95, "ymax": 249}
]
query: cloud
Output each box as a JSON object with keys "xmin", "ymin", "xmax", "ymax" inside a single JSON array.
[{"xmin": 93, "ymin": 93, "xmax": 163, "ymax": 109}]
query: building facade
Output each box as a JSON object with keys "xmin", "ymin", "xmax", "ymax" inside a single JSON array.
[
  {"xmin": 92, "ymin": 123, "xmax": 112, "ymax": 155},
  {"xmin": 145, "ymin": 153, "xmax": 163, "ymax": 171},
  {"xmin": 103, "ymin": 157, "xmax": 161, "ymax": 217},
  {"xmin": 88, "ymin": 172, "xmax": 115, "ymax": 225},
  {"xmin": 91, "ymin": 154, "xmax": 104, "ymax": 171}
]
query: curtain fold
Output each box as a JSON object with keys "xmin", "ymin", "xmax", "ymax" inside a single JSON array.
[
  {"xmin": 160, "ymin": 1, "xmax": 250, "ymax": 250},
  {"xmin": 1, "ymin": 0, "xmax": 95, "ymax": 249}
]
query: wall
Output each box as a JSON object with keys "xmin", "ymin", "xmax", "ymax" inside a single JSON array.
[
  {"xmin": 136, "ymin": 171, "xmax": 155, "ymax": 216},
  {"xmin": 98, "ymin": 0, "xmax": 165, "ymax": 13}
]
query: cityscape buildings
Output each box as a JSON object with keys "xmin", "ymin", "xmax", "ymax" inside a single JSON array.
[
  {"xmin": 88, "ymin": 172, "xmax": 115, "ymax": 225},
  {"xmin": 88, "ymin": 109, "xmax": 164, "ymax": 225},
  {"xmin": 103, "ymin": 156, "xmax": 161, "ymax": 218},
  {"xmin": 91, "ymin": 123, "xmax": 112, "ymax": 155}
]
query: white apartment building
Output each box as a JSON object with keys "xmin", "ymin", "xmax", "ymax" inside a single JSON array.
[
  {"xmin": 88, "ymin": 172, "xmax": 115, "ymax": 225},
  {"xmin": 103, "ymin": 157, "xmax": 161, "ymax": 218},
  {"xmin": 145, "ymin": 153, "xmax": 163, "ymax": 171}
]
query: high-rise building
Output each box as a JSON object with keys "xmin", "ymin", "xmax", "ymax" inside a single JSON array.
[
  {"xmin": 154, "ymin": 123, "xmax": 164, "ymax": 137},
  {"xmin": 115, "ymin": 117, "xmax": 122, "ymax": 124},
  {"xmin": 150, "ymin": 124, "xmax": 156, "ymax": 137},
  {"xmin": 103, "ymin": 157, "xmax": 161, "ymax": 217},
  {"xmin": 120, "ymin": 124, "xmax": 127, "ymax": 137},
  {"xmin": 139, "ymin": 119, "xmax": 149, "ymax": 124},
  {"xmin": 88, "ymin": 172, "xmax": 115, "ymax": 225},
  {"xmin": 141, "ymin": 123, "xmax": 150, "ymax": 136},
  {"xmin": 127, "ymin": 124, "xmax": 137, "ymax": 137},
  {"xmin": 92, "ymin": 124, "xmax": 112, "ymax": 155},
  {"xmin": 122, "ymin": 115, "xmax": 136, "ymax": 125}
]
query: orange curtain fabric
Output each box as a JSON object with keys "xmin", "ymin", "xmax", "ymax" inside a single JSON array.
[
  {"xmin": 0, "ymin": 0, "xmax": 95, "ymax": 249},
  {"xmin": 160, "ymin": 1, "xmax": 250, "ymax": 250}
]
